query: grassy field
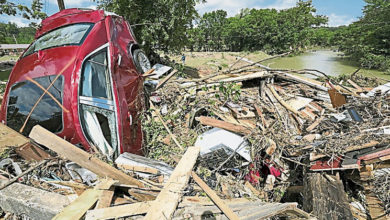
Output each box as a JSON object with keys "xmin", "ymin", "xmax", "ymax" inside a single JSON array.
[{"xmin": 0, "ymin": 55, "xmax": 19, "ymax": 62}]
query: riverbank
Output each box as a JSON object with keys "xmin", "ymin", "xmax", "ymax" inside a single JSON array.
[{"xmin": 166, "ymin": 50, "xmax": 390, "ymax": 81}]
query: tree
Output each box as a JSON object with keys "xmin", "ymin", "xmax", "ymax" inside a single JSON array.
[
  {"xmin": 0, "ymin": 0, "xmax": 46, "ymax": 20},
  {"xmin": 97, "ymin": 0, "xmax": 204, "ymax": 55},
  {"xmin": 337, "ymin": 0, "xmax": 390, "ymax": 71}
]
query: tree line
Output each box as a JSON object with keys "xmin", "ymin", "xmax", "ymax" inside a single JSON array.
[
  {"xmin": 0, "ymin": 22, "xmax": 36, "ymax": 44},
  {"xmin": 188, "ymin": 1, "xmax": 327, "ymax": 54},
  {"xmin": 0, "ymin": 0, "xmax": 389, "ymax": 73}
]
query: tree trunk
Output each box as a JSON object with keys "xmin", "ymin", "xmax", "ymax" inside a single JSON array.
[{"xmin": 57, "ymin": 0, "xmax": 65, "ymax": 11}]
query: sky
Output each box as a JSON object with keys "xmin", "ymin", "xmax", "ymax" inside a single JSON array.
[{"xmin": 0, "ymin": 0, "xmax": 366, "ymax": 27}]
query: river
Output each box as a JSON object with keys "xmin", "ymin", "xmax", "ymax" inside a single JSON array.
[
  {"xmin": 1, "ymin": 50, "xmax": 389, "ymax": 81},
  {"xmin": 263, "ymin": 49, "xmax": 390, "ymax": 80}
]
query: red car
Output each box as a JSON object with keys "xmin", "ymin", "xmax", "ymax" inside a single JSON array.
[{"xmin": 0, "ymin": 8, "xmax": 151, "ymax": 159}]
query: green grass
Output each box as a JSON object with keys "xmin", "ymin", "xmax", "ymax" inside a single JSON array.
[
  {"xmin": 165, "ymin": 51, "xmax": 270, "ymax": 78},
  {"xmin": 0, "ymin": 55, "xmax": 19, "ymax": 62}
]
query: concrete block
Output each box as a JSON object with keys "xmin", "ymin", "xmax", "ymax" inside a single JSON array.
[{"xmin": 0, "ymin": 181, "xmax": 70, "ymax": 220}]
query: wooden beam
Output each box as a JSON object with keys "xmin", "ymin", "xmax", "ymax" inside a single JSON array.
[
  {"xmin": 347, "ymin": 79, "xmax": 363, "ymax": 92},
  {"xmin": 118, "ymin": 164, "xmax": 160, "ymax": 175},
  {"xmin": 346, "ymin": 140, "xmax": 379, "ymax": 152},
  {"xmin": 156, "ymin": 69, "xmax": 177, "ymax": 90},
  {"xmin": 192, "ymin": 172, "xmax": 240, "ymax": 220},
  {"xmin": 95, "ymin": 189, "xmax": 114, "ymax": 209},
  {"xmin": 254, "ymin": 104, "xmax": 268, "ymax": 128},
  {"xmin": 29, "ymin": 125, "xmax": 144, "ymax": 187},
  {"xmin": 53, "ymin": 189, "xmax": 101, "ymax": 220},
  {"xmin": 144, "ymin": 146, "xmax": 200, "ymax": 220},
  {"xmin": 310, "ymin": 140, "xmax": 380, "ymax": 161},
  {"xmin": 0, "ymin": 123, "xmax": 29, "ymax": 155},
  {"xmin": 267, "ymin": 85, "xmax": 301, "ymax": 116},
  {"xmin": 15, "ymin": 143, "xmax": 51, "ymax": 161},
  {"xmin": 85, "ymin": 202, "xmax": 151, "ymax": 220},
  {"xmin": 197, "ymin": 116, "xmax": 252, "ymax": 135}
]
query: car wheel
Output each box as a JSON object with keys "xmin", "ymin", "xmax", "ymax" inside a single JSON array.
[{"xmin": 133, "ymin": 49, "xmax": 151, "ymax": 74}]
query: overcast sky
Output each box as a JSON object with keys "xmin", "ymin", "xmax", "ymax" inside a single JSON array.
[{"xmin": 0, "ymin": 0, "xmax": 365, "ymax": 27}]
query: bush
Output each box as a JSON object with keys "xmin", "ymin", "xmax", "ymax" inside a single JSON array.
[{"xmin": 359, "ymin": 53, "xmax": 390, "ymax": 72}]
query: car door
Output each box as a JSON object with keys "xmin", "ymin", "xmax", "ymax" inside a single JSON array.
[{"xmin": 78, "ymin": 44, "xmax": 120, "ymax": 159}]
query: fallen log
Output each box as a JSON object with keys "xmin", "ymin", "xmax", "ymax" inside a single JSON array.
[{"xmin": 29, "ymin": 125, "xmax": 144, "ymax": 187}]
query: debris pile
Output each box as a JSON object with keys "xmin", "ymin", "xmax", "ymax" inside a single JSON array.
[{"xmin": 0, "ymin": 55, "xmax": 389, "ymax": 220}]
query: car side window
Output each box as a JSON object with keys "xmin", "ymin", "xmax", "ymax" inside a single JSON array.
[
  {"xmin": 79, "ymin": 46, "xmax": 119, "ymax": 160},
  {"xmin": 80, "ymin": 49, "xmax": 112, "ymax": 100}
]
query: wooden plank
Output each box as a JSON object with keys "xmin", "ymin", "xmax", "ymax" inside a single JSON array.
[
  {"xmin": 150, "ymin": 102, "xmax": 184, "ymax": 150},
  {"xmin": 0, "ymin": 123, "xmax": 29, "ymax": 154},
  {"xmin": 53, "ymin": 189, "xmax": 101, "ymax": 220},
  {"xmin": 156, "ymin": 69, "xmax": 178, "ymax": 90},
  {"xmin": 346, "ymin": 140, "xmax": 379, "ymax": 152},
  {"xmin": 361, "ymin": 179, "xmax": 388, "ymax": 220},
  {"xmin": 210, "ymin": 71, "xmax": 270, "ymax": 84},
  {"xmin": 14, "ymin": 142, "xmax": 51, "ymax": 161},
  {"xmin": 311, "ymin": 140, "xmax": 380, "ymax": 161},
  {"xmin": 192, "ymin": 172, "xmax": 240, "ymax": 220},
  {"xmin": 306, "ymin": 116, "xmax": 324, "ymax": 132},
  {"xmin": 347, "ymin": 79, "xmax": 363, "ymax": 92},
  {"xmin": 95, "ymin": 189, "xmax": 114, "ymax": 209},
  {"xmin": 29, "ymin": 125, "xmax": 144, "ymax": 187},
  {"xmin": 254, "ymin": 104, "xmax": 268, "ymax": 128},
  {"xmin": 267, "ymin": 85, "xmax": 301, "ymax": 115},
  {"xmin": 128, "ymin": 188, "xmax": 158, "ymax": 201},
  {"xmin": 359, "ymin": 148, "xmax": 390, "ymax": 162},
  {"xmin": 198, "ymin": 116, "xmax": 252, "ymax": 135},
  {"xmin": 85, "ymin": 202, "xmax": 151, "ymax": 220},
  {"xmin": 144, "ymin": 146, "xmax": 200, "ymax": 220},
  {"xmin": 118, "ymin": 164, "xmax": 160, "ymax": 175}
]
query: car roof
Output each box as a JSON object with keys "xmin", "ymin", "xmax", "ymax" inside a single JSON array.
[{"xmin": 36, "ymin": 8, "xmax": 106, "ymax": 39}]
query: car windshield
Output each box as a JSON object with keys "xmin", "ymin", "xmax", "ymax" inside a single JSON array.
[{"xmin": 24, "ymin": 23, "xmax": 93, "ymax": 57}]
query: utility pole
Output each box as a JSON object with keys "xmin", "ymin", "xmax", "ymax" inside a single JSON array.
[{"xmin": 57, "ymin": 0, "xmax": 65, "ymax": 11}]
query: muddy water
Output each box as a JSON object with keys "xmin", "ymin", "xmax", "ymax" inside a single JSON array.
[{"xmin": 263, "ymin": 50, "xmax": 390, "ymax": 80}]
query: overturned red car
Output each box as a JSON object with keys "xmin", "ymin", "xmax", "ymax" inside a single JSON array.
[{"xmin": 0, "ymin": 8, "xmax": 151, "ymax": 159}]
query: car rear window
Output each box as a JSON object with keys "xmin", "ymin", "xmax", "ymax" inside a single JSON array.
[
  {"xmin": 6, "ymin": 75, "xmax": 64, "ymax": 136},
  {"xmin": 24, "ymin": 23, "xmax": 93, "ymax": 57}
]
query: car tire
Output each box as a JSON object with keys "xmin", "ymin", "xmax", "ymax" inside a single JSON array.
[{"xmin": 132, "ymin": 49, "xmax": 151, "ymax": 74}]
